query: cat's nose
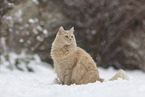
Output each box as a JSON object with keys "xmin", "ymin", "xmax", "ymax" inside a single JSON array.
[{"xmin": 69, "ymin": 38, "xmax": 72, "ymax": 41}]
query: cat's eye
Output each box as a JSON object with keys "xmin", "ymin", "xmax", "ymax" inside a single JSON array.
[
  {"xmin": 71, "ymin": 36, "xmax": 73, "ymax": 38},
  {"xmin": 65, "ymin": 36, "xmax": 69, "ymax": 38}
]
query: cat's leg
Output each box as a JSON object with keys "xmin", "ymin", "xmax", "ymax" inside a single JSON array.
[
  {"xmin": 78, "ymin": 70, "xmax": 99, "ymax": 84},
  {"xmin": 54, "ymin": 78, "xmax": 63, "ymax": 84},
  {"xmin": 54, "ymin": 63, "xmax": 64, "ymax": 84},
  {"xmin": 63, "ymin": 69, "xmax": 72, "ymax": 85}
]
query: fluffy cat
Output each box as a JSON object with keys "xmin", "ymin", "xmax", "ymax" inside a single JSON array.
[{"xmin": 51, "ymin": 26, "xmax": 128, "ymax": 85}]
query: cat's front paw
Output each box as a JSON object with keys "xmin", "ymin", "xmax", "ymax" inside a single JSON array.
[{"xmin": 53, "ymin": 78, "xmax": 63, "ymax": 85}]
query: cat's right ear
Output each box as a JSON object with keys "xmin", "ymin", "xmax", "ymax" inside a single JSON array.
[{"xmin": 58, "ymin": 26, "xmax": 64, "ymax": 34}]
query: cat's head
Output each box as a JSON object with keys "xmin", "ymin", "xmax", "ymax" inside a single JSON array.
[{"xmin": 56, "ymin": 26, "xmax": 76, "ymax": 45}]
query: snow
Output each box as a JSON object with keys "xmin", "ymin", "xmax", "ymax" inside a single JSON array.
[
  {"xmin": 32, "ymin": 0, "xmax": 39, "ymax": 5},
  {"xmin": 19, "ymin": 39, "xmax": 24, "ymax": 43},
  {"xmin": 36, "ymin": 36, "xmax": 43, "ymax": 41},
  {"xmin": 37, "ymin": 26, "xmax": 43, "ymax": 31},
  {"xmin": 28, "ymin": 19, "xmax": 36, "ymax": 23},
  {"xmin": 15, "ymin": 10, "xmax": 22, "ymax": 17},
  {"xmin": 43, "ymin": 29, "xmax": 48, "ymax": 35},
  {"xmin": 0, "ymin": 63, "xmax": 145, "ymax": 97},
  {"xmin": 4, "ymin": 16, "xmax": 12, "ymax": 20}
]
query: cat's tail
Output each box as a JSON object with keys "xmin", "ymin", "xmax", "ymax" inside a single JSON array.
[
  {"xmin": 98, "ymin": 69, "xmax": 129, "ymax": 82},
  {"xmin": 109, "ymin": 69, "xmax": 129, "ymax": 81}
]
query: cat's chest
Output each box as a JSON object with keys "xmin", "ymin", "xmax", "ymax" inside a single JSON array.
[
  {"xmin": 54, "ymin": 54, "xmax": 76, "ymax": 76},
  {"xmin": 53, "ymin": 48, "xmax": 75, "ymax": 61},
  {"xmin": 55, "ymin": 52, "xmax": 76, "ymax": 65}
]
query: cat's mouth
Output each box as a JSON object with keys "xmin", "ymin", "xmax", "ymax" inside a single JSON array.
[
  {"xmin": 66, "ymin": 41, "xmax": 73, "ymax": 45},
  {"xmin": 66, "ymin": 42, "xmax": 72, "ymax": 45}
]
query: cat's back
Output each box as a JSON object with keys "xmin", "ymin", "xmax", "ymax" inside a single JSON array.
[
  {"xmin": 72, "ymin": 47, "xmax": 99, "ymax": 84},
  {"xmin": 76, "ymin": 47, "xmax": 94, "ymax": 61},
  {"xmin": 75, "ymin": 47, "xmax": 97, "ymax": 68}
]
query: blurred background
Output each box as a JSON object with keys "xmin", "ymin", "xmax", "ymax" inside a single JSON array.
[{"xmin": 1, "ymin": 0, "xmax": 145, "ymax": 72}]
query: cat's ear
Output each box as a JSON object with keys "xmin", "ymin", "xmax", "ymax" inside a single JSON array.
[
  {"xmin": 58, "ymin": 26, "xmax": 64, "ymax": 34},
  {"xmin": 70, "ymin": 27, "xmax": 74, "ymax": 33}
]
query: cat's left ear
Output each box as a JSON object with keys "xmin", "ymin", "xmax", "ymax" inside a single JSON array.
[
  {"xmin": 70, "ymin": 27, "xmax": 74, "ymax": 33},
  {"xmin": 58, "ymin": 26, "xmax": 65, "ymax": 34}
]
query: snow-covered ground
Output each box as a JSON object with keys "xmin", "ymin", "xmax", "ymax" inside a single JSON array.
[{"xmin": 0, "ymin": 63, "xmax": 145, "ymax": 97}]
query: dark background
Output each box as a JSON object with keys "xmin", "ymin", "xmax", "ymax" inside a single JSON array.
[{"xmin": 1, "ymin": 0, "xmax": 145, "ymax": 71}]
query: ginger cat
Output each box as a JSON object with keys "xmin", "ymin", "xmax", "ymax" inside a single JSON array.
[{"xmin": 51, "ymin": 26, "xmax": 128, "ymax": 85}]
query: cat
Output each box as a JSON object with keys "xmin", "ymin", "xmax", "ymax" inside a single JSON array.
[{"xmin": 51, "ymin": 26, "xmax": 129, "ymax": 85}]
